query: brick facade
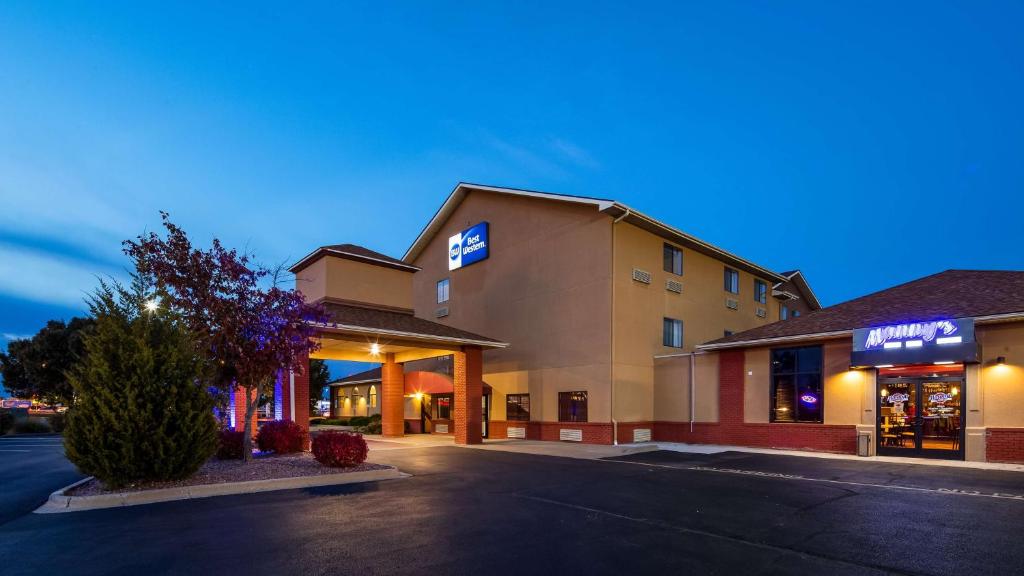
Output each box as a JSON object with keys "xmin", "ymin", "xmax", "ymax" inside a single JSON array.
[
  {"xmin": 381, "ymin": 353, "xmax": 405, "ymax": 437},
  {"xmin": 986, "ymin": 428, "xmax": 1024, "ymax": 463},
  {"xmin": 453, "ymin": 347, "xmax": 483, "ymax": 445},
  {"xmin": 292, "ymin": 352, "xmax": 310, "ymax": 430},
  {"xmin": 232, "ymin": 386, "xmax": 257, "ymax": 437}
]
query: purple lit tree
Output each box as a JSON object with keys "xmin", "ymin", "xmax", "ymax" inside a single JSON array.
[{"xmin": 124, "ymin": 213, "xmax": 328, "ymax": 461}]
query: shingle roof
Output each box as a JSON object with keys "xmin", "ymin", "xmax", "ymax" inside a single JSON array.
[
  {"xmin": 290, "ymin": 244, "xmax": 420, "ymax": 273},
  {"xmin": 701, "ymin": 270, "xmax": 1024, "ymax": 349},
  {"xmin": 330, "ymin": 367, "xmax": 381, "ymax": 385},
  {"xmin": 320, "ymin": 302, "xmax": 506, "ymax": 346}
]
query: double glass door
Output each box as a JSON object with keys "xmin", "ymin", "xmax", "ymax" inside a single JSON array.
[{"xmin": 877, "ymin": 377, "xmax": 963, "ymax": 459}]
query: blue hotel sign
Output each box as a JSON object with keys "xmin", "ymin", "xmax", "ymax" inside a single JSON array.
[{"xmin": 448, "ymin": 222, "xmax": 489, "ymax": 271}]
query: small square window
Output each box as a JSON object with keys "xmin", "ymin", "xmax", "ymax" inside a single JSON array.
[
  {"xmin": 437, "ymin": 278, "xmax": 450, "ymax": 304},
  {"xmin": 663, "ymin": 318, "xmax": 683, "ymax": 348},
  {"xmin": 558, "ymin": 391, "xmax": 588, "ymax": 422},
  {"xmin": 663, "ymin": 244, "xmax": 683, "ymax": 276}
]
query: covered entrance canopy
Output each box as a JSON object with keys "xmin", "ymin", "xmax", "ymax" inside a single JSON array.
[{"xmin": 307, "ymin": 302, "xmax": 508, "ymax": 445}]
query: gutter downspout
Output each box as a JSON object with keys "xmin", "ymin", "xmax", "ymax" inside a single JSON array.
[
  {"xmin": 690, "ymin": 353, "xmax": 695, "ymax": 433},
  {"xmin": 610, "ymin": 209, "xmax": 630, "ymax": 445}
]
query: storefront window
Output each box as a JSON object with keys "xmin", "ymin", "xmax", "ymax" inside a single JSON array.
[
  {"xmin": 770, "ymin": 346, "xmax": 823, "ymax": 423},
  {"xmin": 506, "ymin": 393, "xmax": 530, "ymax": 421},
  {"xmin": 558, "ymin": 391, "xmax": 588, "ymax": 422},
  {"xmin": 434, "ymin": 393, "xmax": 453, "ymax": 420}
]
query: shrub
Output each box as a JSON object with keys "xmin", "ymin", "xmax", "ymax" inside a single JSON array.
[
  {"xmin": 47, "ymin": 412, "xmax": 68, "ymax": 434},
  {"xmin": 358, "ymin": 420, "xmax": 382, "ymax": 435},
  {"xmin": 216, "ymin": 429, "xmax": 246, "ymax": 460},
  {"xmin": 0, "ymin": 410, "xmax": 12, "ymax": 435},
  {"xmin": 14, "ymin": 417, "xmax": 52, "ymax": 434},
  {"xmin": 64, "ymin": 283, "xmax": 218, "ymax": 489},
  {"xmin": 256, "ymin": 419, "xmax": 307, "ymax": 454},
  {"xmin": 309, "ymin": 417, "xmax": 325, "ymax": 426},
  {"xmin": 349, "ymin": 416, "xmax": 371, "ymax": 427},
  {"xmin": 312, "ymin": 432, "xmax": 368, "ymax": 467}
]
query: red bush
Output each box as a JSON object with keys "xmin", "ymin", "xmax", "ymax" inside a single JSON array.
[
  {"xmin": 217, "ymin": 429, "xmax": 245, "ymax": 460},
  {"xmin": 256, "ymin": 419, "xmax": 307, "ymax": 454},
  {"xmin": 312, "ymin": 432, "xmax": 368, "ymax": 467}
]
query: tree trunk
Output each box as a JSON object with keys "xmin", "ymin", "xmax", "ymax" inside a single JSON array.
[{"xmin": 241, "ymin": 380, "xmax": 263, "ymax": 463}]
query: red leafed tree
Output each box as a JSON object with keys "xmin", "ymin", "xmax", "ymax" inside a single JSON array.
[{"xmin": 124, "ymin": 212, "xmax": 328, "ymax": 461}]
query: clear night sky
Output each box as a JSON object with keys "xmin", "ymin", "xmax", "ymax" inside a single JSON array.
[{"xmin": 2, "ymin": 2, "xmax": 1023, "ymax": 387}]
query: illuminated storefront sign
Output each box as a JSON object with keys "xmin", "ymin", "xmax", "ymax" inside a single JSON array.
[
  {"xmin": 861, "ymin": 320, "xmax": 959, "ymax": 350},
  {"xmin": 888, "ymin": 393, "xmax": 910, "ymax": 404},
  {"xmin": 799, "ymin": 393, "xmax": 819, "ymax": 405},
  {"xmin": 851, "ymin": 318, "xmax": 977, "ymax": 367},
  {"xmin": 929, "ymin": 392, "xmax": 953, "ymax": 403},
  {"xmin": 448, "ymin": 222, "xmax": 489, "ymax": 271}
]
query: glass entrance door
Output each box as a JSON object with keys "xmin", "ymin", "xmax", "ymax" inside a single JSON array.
[{"xmin": 877, "ymin": 376, "xmax": 963, "ymax": 459}]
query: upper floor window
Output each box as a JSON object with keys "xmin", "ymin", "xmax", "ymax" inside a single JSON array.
[
  {"xmin": 792, "ymin": 310, "xmax": 801, "ymax": 318},
  {"xmin": 724, "ymin": 330, "xmax": 734, "ymax": 337},
  {"xmin": 754, "ymin": 279, "xmax": 767, "ymax": 304},
  {"xmin": 770, "ymin": 346, "xmax": 823, "ymax": 423},
  {"xmin": 558, "ymin": 391, "xmax": 588, "ymax": 422},
  {"xmin": 437, "ymin": 278, "xmax": 450, "ymax": 303},
  {"xmin": 663, "ymin": 244, "xmax": 683, "ymax": 276},
  {"xmin": 506, "ymin": 393, "xmax": 530, "ymax": 422},
  {"xmin": 781, "ymin": 305, "xmax": 789, "ymax": 320},
  {"xmin": 663, "ymin": 317, "xmax": 683, "ymax": 348},
  {"xmin": 724, "ymin": 268, "xmax": 740, "ymax": 293}
]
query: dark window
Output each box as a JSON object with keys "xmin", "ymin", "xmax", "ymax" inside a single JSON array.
[
  {"xmin": 724, "ymin": 267, "xmax": 739, "ymax": 293},
  {"xmin": 724, "ymin": 330, "xmax": 734, "ymax": 337},
  {"xmin": 793, "ymin": 310, "xmax": 801, "ymax": 318},
  {"xmin": 506, "ymin": 394, "xmax": 530, "ymax": 422},
  {"xmin": 663, "ymin": 244, "xmax": 683, "ymax": 275},
  {"xmin": 558, "ymin": 391, "xmax": 588, "ymax": 422},
  {"xmin": 754, "ymin": 279, "xmax": 767, "ymax": 304},
  {"xmin": 770, "ymin": 346, "xmax": 823, "ymax": 423},
  {"xmin": 781, "ymin": 305, "xmax": 789, "ymax": 320},
  {"xmin": 433, "ymin": 393, "xmax": 453, "ymax": 420},
  {"xmin": 663, "ymin": 318, "xmax": 683, "ymax": 348},
  {"xmin": 437, "ymin": 278, "xmax": 450, "ymax": 303}
]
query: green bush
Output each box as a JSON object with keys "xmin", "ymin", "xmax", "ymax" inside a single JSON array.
[
  {"xmin": 64, "ymin": 285, "xmax": 218, "ymax": 489},
  {"xmin": 349, "ymin": 416, "xmax": 371, "ymax": 427},
  {"xmin": 0, "ymin": 409, "xmax": 12, "ymax": 435},
  {"xmin": 14, "ymin": 417, "xmax": 52, "ymax": 434},
  {"xmin": 357, "ymin": 421, "xmax": 382, "ymax": 435},
  {"xmin": 47, "ymin": 412, "xmax": 68, "ymax": 434}
]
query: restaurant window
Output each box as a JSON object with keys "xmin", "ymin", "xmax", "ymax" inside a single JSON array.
[
  {"xmin": 770, "ymin": 346, "xmax": 823, "ymax": 423},
  {"xmin": 369, "ymin": 385, "xmax": 377, "ymax": 408},
  {"xmin": 663, "ymin": 318, "xmax": 683, "ymax": 348},
  {"xmin": 437, "ymin": 278, "xmax": 450, "ymax": 303},
  {"xmin": 506, "ymin": 393, "xmax": 530, "ymax": 422},
  {"xmin": 724, "ymin": 267, "xmax": 739, "ymax": 293},
  {"xmin": 781, "ymin": 306, "xmax": 789, "ymax": 320},
  {"xmin": 754, "ymin": 279, "xmax": 767, "ymax": 304},
  {"xmin": 558, "ymin": 391, "xmax": 588, "ymax": 422},
  {"xmin": 434, "ymin": 393, "xmax": 453, "ymax": 420},
  {"xmin": 663, "ymin": 243, "xmax": 683, "ymax": 275}
]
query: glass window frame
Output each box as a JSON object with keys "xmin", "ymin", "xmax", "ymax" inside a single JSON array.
[
  {"xmin": 506, "ymin": 393, "xmax": 531, "ymax": 422},
  {"xmin": 663, "ymin": 243, "xmax": 683, "ymax": 276},
  {"xmin": 558, "ymin": 391, "xmax": 588, "ymax": 423},
  {"xmin": 663, "ymin": 317, "xmax": 683, "ymax": 348},
  {"xmin": 754, "ymin": 279, "xmax": 767, "ymax": 304},
  {"xmin": 724, "ymin": 267, "xmax": 740, "ymax": 294},
  {"xmin": 769, "ymin": 345, "xmax": 824, "ymax": 423},
  {"xmin": 437, "ymin": 278, "xmax": 450, "ymax": 304}
]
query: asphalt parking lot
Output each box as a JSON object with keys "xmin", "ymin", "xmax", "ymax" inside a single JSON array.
[{"xmin": 2, "ymin": 440, "xmax": 1024, "ymax": 576}]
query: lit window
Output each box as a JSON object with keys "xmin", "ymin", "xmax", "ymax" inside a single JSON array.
[
  {"xmin": 754, "ymin": 279, "xmax": 767, "ymax": 304},
  {"xmin": 663, "ymin": 244, "xmax": 683, "ymax": 276},
  {"xmin": 437, "ymin": 278, "xmax": 450, "ymax": 304},
  {"xmin": 369, "ymin": 385, "xmax": 377, "ymax": 408},
  {"xmin": 506, "ymin": 394, "xmax": 530, "ymax": 422},
  {"xmin": 558, "ymin": 391, "xmax": 588, "ymax": 422},
  {"xmin": 663, "ymin": 318, "xmax": 683, "ymax": 348},
  {"xmin": 770, "ymin": 346, "xmax": 823, "ymax": 423},
  {"xmin": 434, "ymin": 394, "xmax": 453, "ymax": 420},
  {"xmin": 724, "ymin": 268, "xmax": 739, "ymax": 293}
]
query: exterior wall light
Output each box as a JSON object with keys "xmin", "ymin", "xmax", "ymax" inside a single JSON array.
[
  {"xmin": 370, "ymin": 343, "xmax": 381, "ymax": 355},
  {"xmin": 996, "ymin": 356, "xmax": 1007, "ymax": 366}
]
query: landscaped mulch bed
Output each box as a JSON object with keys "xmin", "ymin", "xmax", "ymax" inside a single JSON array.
[{"xmin": 68, "ymin": 453, "xmax": 388, "ymax": 496}]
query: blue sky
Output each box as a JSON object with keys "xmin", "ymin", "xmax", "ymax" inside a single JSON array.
[{"xmin": 2, "ymin": 2, "xmax": 1023, "ymax": 388}]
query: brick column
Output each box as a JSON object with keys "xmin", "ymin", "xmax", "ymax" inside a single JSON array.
[
  {"xmin": 454, "ymin": 346, "xmax": 483, "ymax": 445},
  {"xmin": 233, "ymin": 385, "xmax": 257, "ymax": 437},
  {"xmin": 381, "ymin": 353, "xmax": 405, "ymax": 437},
  {"xmin": 292, "ymin": 352, "xmax": 310, "ymax": 432},
  {"xmin": 718, "ymin": 349, "xmax": 746, "ymax": 446}
]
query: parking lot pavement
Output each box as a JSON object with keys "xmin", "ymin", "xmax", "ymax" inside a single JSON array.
[{"xmin": 0, "ymin": 435, "xmax": 83, "ymax": 525}]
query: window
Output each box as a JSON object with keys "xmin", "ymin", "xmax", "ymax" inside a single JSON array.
[
  {"xmin": 369, "ymin": 385, "xmax": 377, "ymax": 408},
  {"xmin": 663, "ymin": 244, "xmax": 683, "ymax": 275},
  {"xmin": 724, "ymin": 267, "xmax": 739, "ymax": 293},
  {"xmin": 434, "ymin": 393, "xmax": 453, "ymax": 420},
  {"xmin": 663, "ymin": 318, "xmax": 683, "ymax": 348},
  {"xmin": 781, "ymin": 306, "xmax": 789, "ymax": 320},
  {"xmin": 724, "ymin": 330, "xmax": 734, "ymax": 337},
  {"xmin": 437, "ymin": 278, "xmax": 450, "ymax": 303},
  {"xmin": 506, "ymin": 394, "xmax": 531, "ymax": 422},
  {"xmin": 754, "ymin": 279, "xmax": 767, "ymax": 304},
  {"xmin": 793, "ymin": 310, "xmax": 801, "ymax": 318},
  {"xmin": 558, "ymin": 391, "xmax": 588, "ymax": 422},
  {"xmin": 770, "ymin": 346, "xmax": 823, "ymax": 423}
]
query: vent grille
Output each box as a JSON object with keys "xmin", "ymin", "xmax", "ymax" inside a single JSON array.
[
  {"xmin": 726, "ymin": 298, "xmax": 739, "ymax": 310},
  {"xmin": 559, "ymin": 428, "xmax": 583, "ymax": 442},
  {"xmin": 756, "ymin": 307, "xmax": 767, "ymax": 318},
  {"xmin": 507, "ymin": 427, "xmax": 526, "ymax": 439},
  {"xmin": 435, "ymin": 424, "xmax": 449, "ymax": 434},
  {"xmin": 632, "ymin": 268, "xmax": 652, "ymax": 284},
  {"xmin": 435, "ymin": 306, "xmax": 449, "ymax": 318},
  {"xmin": 666, "ymin": 279, "xmax": 683, "ymax": 293},
  {"xmin": 633, "ymin": 428, "xmax": 652, "ymax": 443}
]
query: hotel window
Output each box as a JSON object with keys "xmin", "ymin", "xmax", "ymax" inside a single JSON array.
[
  {"xmin": 793, "ymin": 310, "xmax": 801, "ymax": 318},
  {"xmin": 770, "ymin": 346, "xmax": 823, "ymax": 423},
  {"xmin": 558, "ymin": 391, "xmax": 588, "ymax": 422},
  {"xmin": 437, "ymin": 278, "xmax": 450, "ymax": 303},
  {"xmin": 754, "ymin": 279, "xmax": 767, "ymax": 304},
  {"xmin": 724, "ymin": 267, "xmax": 739, "ymax": 293},
  {"xmin": 724, "ymin": 330, "xmax": 734, "ymax": 337},
  {"xmin": 506, "ymin": 393, "xmax": 530, "ymax": 422},
  {"xmin": 434, "ymin": 393, "xmax": 453, "ymax": 420},
  {"xmin": 663, "ymin": 318, "xmax": 683, "ymax": 348},
  {"xmin": 781, "ymin": 306, "xmax": 789, "ymax": 320},
  {"xmin": 369, "ymin": 385, "xmax": 377, "ymax": 408},
  {"xmin": 663, "ymin": 243, "xmax": 683, "ymax": 275}
]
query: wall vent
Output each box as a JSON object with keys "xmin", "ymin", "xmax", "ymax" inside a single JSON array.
[
  {"xmin": 559, "ymin": 428, "xmax": 583, "ymax": 442},
  {"xmin": 507, "ymin": 427, "xmax": 526, "ymax": 439},
  {"xmin": 435, "ymin": 424, "xmax": 449, "ymax": 434},
  {"xmin": 756, "ymin": 307, "xmax": 767, "ymax": 318},
  {"xmin": 632, "ymin": 268, "xmax": 652, "ymax": 284},
  {"xmin": 435, "ymin": 306, "xmax": 449, "ymax": 318},
  {"xmin": 633, "ymin": 428, "xmax": 652, "ymax": 443},
  {"xmin": 666, "ymin": 279, "xmax": 683, "ymax": 294},
  {"xmin": 726, "ymin": 298, "xmax": 739, "ymax": 310}
]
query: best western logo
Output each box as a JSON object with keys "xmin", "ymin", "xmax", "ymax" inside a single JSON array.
[{"xmin": 448, "ymin": 222, "xmax": 489, "ymax": 271}]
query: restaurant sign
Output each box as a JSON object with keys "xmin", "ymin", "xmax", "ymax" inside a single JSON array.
[{"xmin": 853, "ymin": 318, "xmax": 974, "ymax": 352}]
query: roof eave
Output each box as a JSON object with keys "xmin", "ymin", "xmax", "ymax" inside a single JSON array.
[{"xmin": 312, "ymin": 321, "xmax": 510, "ymax": 349}]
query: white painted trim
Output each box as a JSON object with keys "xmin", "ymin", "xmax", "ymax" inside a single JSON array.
[
  {"xmin": 312, "ymin": 322, "xmax": 510, "ymax": 348},
  {"xmin": 653, "ymin": 351, "xmax": 709, "ymax": 359},
  {"xmin": 697, "ymin": 330, "xmax": 853, "ymax": 350},
  {"xmin": 289, "ymin": 370, "xmax": 296, "ymax": 421}
]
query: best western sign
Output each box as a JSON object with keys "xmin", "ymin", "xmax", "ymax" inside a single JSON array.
[{"xmin": 448, "ymin": 222, "xmax": 489, "ymax": 271}]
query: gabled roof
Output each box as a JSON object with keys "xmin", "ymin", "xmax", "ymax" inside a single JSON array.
[
  {"xmin": 317, "ymin": 302, "xmax": 508, "ymax": 348},
  {"xmin": 700, "ymin": 270, "xmax": 1024, "ymax": 350},
  {"xmin": 403, "ymin": 182, "xmax": 786, "ymax": 283},
  {"xmin": 329, "ymin": 367, "xmax": 381, "ymax": 386},
  {"xmin": 774, "ymin": 270, "xmax": 822, "ymax": 310},
  {"xmin": 290, "ymin": 244, "xmax": 419, "ymax": 274}
]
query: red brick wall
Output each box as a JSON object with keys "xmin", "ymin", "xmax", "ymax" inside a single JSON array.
[
  {"xmin": 381, "ymin": 354, "xmax": 405, "ymax": 437},
  {"xmin": 488, "ymin": 419, "xmax": 508, "ymax": 439},
  {"xmin": 292, "ymin": 353, "xmax": 310, "ymax": 432},
  {"xmin": 986, "ymin": 428, "xmax": 1024, "ymax": 463},
  {"xmin": 453, "ymin": 347, "xmax": 483, "ymax": 445},
  {"xmin": 532, "ymin": 422, "xmax": 614, "ymax": 444},
  {"xmin": 233, "ymin": 386, "xmax": 257, "ymax": 436},
  {"xmin": 616, "ymin": 421, "xmax": 654, "ymax": 443}
]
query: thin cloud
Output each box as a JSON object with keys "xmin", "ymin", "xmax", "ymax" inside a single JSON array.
[
  {"xmin": 549, "ymin": 137, "xmax": 600, "ymax": 169},
  {"xmin": 2, "ymin": 333, "xmax": 33, "ymax": 342},
  {"xmin": 0, "ymin": 242, "xmax": 120, "ymax": 309}
]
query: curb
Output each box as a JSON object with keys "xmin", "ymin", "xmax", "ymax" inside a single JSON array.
[{"xmin": 35, "ymin": 466, "xmax": 408, "ymax": 514}]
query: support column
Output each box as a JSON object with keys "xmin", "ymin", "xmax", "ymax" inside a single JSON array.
[
  {"xmin": 232, "ymin": 386, "xmax": 257, "ymax": 437},
  {"xmin": 292, "ymin": 351, "xmax": 310, "ymax": 432},
  {"xmin": 381, "ymin": 353, "xmax": 405, "ymax": 437},
  {"xmin": 454, "ymin": 346, "xmax": 483, "ymax": 445}
]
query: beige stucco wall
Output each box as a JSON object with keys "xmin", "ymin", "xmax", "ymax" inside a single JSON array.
[
  {"xmin": 296, "ymin": 256, "xmax": 414, "ymax": 310},
  {"xmin": 743, "ymin": 347, "xmax": 770, "ymax": 423},
  {"xmin": 978, "ymin": 322, "xmax": 1024, "ymax": 427},
  {"xmin": 409, "ymin": 190, "xmax": 614, "ymax": 423},
  {"xmin": 652, "ymin": 353, "xmax": 719, "ymax": 422},
  {"xmin": 332, "ymin": 383, "xmax": 381, "ymax": 418}
]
